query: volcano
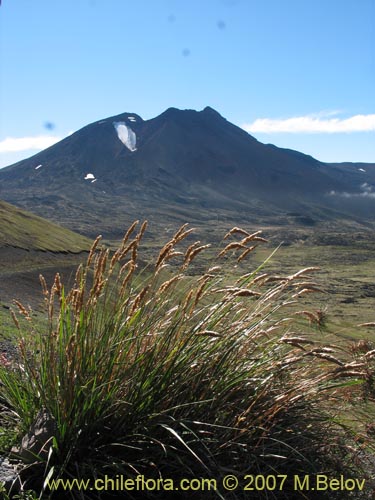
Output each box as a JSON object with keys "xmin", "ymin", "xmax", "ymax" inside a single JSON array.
[{"xmin": 1, "ymin": 107, "xmax": 374, "ymax": 238}]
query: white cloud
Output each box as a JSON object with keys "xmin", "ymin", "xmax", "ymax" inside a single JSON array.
[
  {"xmin": 0, "ymin": 135, "xmax": 62, "ymax": 153},
  {"xmin": 329, "ymin": 182, "xmax": 375, "ymax": 199},
  {"xmin": 243, "ymin": 113, "xmax": 375, "ymax": 134}
]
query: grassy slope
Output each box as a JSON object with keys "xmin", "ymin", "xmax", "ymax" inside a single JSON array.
[
  {"xmin": 0, "ymin": 200, "xmax": 373, "ymax": 340},
  {"xmin": 1, "ymin": 222, "xmax": 374, "ymax": 499},
  {"xmin": 248, "ymin": 242, "xmax": 375, "ymax": 343},
  {"xmin": 0, "ymin": 200, "xmax": 91, "ymax": 314},
  {"xmin": 0, "ymin": 200, "xmax": 91, "ymax": 252}
]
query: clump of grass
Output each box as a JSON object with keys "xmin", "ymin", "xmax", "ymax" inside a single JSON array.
[{"xmin": 0, "ymin": 222, "xmax": 372, "ymax": 499}]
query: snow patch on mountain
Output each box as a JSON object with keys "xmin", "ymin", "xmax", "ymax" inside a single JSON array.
[
  {"xmin": 113, "ymin": 122, "xmax": 137, "ymax": 151},
  {"xmin": 35, "ymin": 164, "xmax": 42, "ymax": 170},
  {"xmin": 128, "ymin": 116, "xmax": 137, "ymax": 122},
  {"xmin": 84, "ymin": 173, "xmax": 95, "ymax": 180}
]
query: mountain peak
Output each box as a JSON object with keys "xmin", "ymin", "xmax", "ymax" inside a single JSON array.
[
  {"xmin": 1, "ymin": 105, "xmax": 374, "ymax": 238},
  {"xmin": 106, "ymin": 111, "xmax": 144, "ymax": 123},
  {"xmin": 159, "ymin": 106, "xmax": 223, "ymax": 120},
  {"xmin": 201, "ymin": 106, "xmax": 223, "ymax": 118},
  {"xmin": 160, "ymin": 107, "xmax": 200, "ymax": 117},
  {"xmin": 156, "ymin": 106, "xmax": 226, "ymax": 127}
]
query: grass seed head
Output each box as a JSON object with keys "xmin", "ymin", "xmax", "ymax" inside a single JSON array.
[
  {"xmin": 223, "ymin": 226, "xmax": 251, "ymax": 239},
  {"xmin": 87, "ymin": 235, "xmax": 102, "ymax": 267}
]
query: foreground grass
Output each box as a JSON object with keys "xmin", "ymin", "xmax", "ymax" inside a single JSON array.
[{"xmin": 1, "ymin": 222, "xmax": 375, "ymax": 499}]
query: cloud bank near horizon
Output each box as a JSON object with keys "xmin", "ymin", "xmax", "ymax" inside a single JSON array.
[
  {"xmin": 330, "ymin": 182, "xmax": 375, "ymax": 199},
  {"xmin": 0, "ymin": 135, "xmax": 62, "ymax": 153},
  {"xmin": 243, "ymin": 113, "xmax": 375, "ymax": 134}
]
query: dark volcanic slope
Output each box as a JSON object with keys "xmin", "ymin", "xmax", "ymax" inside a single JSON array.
[{"xmin": 1, "ymin": 107, "xmax": 375, "ymax": 237}]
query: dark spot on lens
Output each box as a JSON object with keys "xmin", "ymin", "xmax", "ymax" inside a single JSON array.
[{"xmin": 44, "ymin": 122, "xmax": 55, "ymax": 131}]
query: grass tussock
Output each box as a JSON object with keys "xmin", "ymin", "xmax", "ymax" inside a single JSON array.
[{"xmin": 0, "ymin": 222, "xmax": 374, "ymax": 499}]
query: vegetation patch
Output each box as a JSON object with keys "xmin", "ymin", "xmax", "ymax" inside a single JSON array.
[
  {"xmin": 0, "ymin": 200, "xmax": 90, "ymax": 253},
  {"xmin": 0, "ymin": 222, "xmax": 374, "ymax": 499}
]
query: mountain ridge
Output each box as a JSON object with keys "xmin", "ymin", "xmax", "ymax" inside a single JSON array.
[{"xmin": 1, "ymin": 106, "xmax": 374, "ymax": 238}]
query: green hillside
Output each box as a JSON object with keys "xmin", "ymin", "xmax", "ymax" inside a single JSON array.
[{"xmin": 0, "ymin": 200, "xmax": 90, "ymax": 252}]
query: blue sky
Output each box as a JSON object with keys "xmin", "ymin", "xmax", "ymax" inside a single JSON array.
[{"xmin": 0, "ymin": 0, "xmax": 374, "ymax": 168}]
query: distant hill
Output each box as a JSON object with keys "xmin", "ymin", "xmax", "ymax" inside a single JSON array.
[{"xmin": 1, "ymin": 107, "xmax": 374, "ymax": 238}]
